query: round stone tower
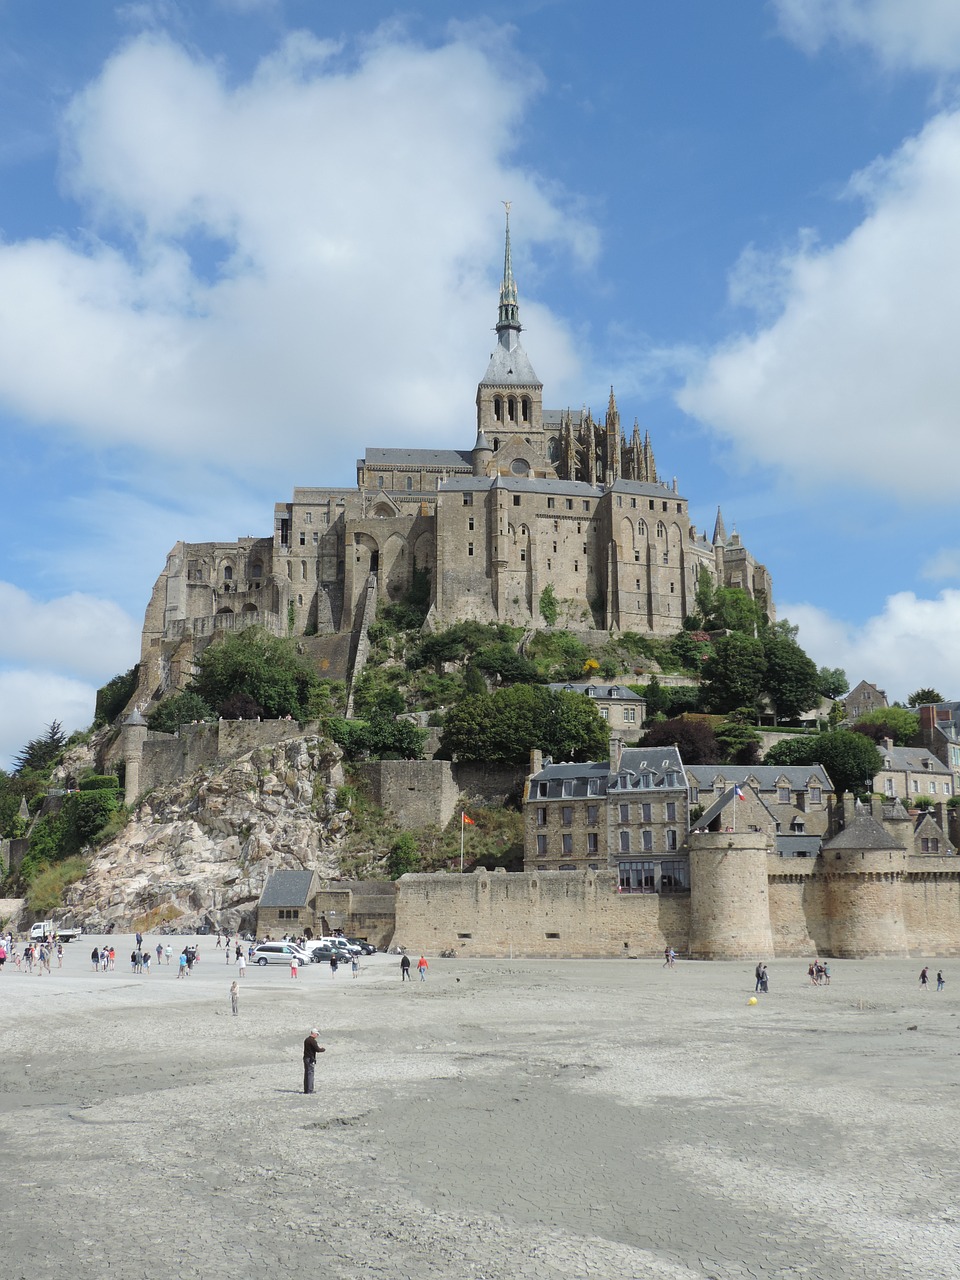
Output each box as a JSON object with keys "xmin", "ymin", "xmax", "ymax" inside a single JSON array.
[
  {"xmin": 688, "ymin": 830, "xmax": 774, "ymax": 959},
  {"xmin": 121, "ymin": 708, "xmax": 148, "ymax": 806},
  {"xmin": 472, "ymin": 427, "xmax": 493, "ymax": 476},
  {"xmin": 821, "ymin": 814, "xmax": 909, "ymax": 957}
]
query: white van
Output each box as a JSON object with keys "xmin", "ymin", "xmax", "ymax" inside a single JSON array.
[{"xmin": 252, "ymin": 942, "xmax": 310, "ymax": 967}]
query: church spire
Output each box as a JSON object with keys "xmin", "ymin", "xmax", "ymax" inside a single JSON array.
[
  {"xmin": 496, "ymin": 201, "xmax": 521, "ymax": 350},
  {"xmin": 712, "ymin": 506, "xmax": 727, "ymax": 545}
]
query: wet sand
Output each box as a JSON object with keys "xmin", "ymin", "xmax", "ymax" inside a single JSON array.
[{"xmin": 1, "ymin": 939, "xmax": 958, "ymax": 1279}]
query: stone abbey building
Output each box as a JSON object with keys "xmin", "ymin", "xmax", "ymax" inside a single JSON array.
[{"xmin": 137, "ymin": 214, "xmax": 772, "ymax": 697}]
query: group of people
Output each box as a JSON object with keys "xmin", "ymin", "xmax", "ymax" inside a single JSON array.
[
  {"xmin": 808, "ymin": 960, "xmax": 831, "ymax": 985},
  {"xmin": 919, "ymin": 967, "xmax": 946, "ymax": 991},
  {"xmin": 754, "ymin": 963, "xmax": 769, "ymax": 993},
  {"xmin": 399, "ymin": 954, "xmax": 428, "ymax": 981},
  {"xmin": 0, "ymin": 940, "xmax": 61, "ymax": 973}
]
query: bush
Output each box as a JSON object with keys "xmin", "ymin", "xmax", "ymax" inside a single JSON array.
[
  {"xmin": 538, "ymin": 584, "xmax": 559, "ymax": 625},
  {"xmin": 94, "ymin": 667, "xmax": 139, "ymax": 727},
  {"xmin": 386, "ymin": 833, "xmax": 420, "ymax": 878},
  {"xmin": 24, "ymin": 857, "xmax": 88, "ymax": 915},
  {"xmin": 146, "ymin": 691, "xmax": 215, "ymax": 733},
  {"xmin": 78, "ymin": 775, "xmax": 119, "ymax": 792}
]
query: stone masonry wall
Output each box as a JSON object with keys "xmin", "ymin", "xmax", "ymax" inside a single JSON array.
[
  {"xmin": 140, "ymin": 720, "xmax": 317, "ymax": 794},
  {"xmin": 394, "ymin": 870, "xmax": 690, "ymax": 958},
  {"xmin": 394, "ymin": 861, "xmax": 960, "ymax": 959}
]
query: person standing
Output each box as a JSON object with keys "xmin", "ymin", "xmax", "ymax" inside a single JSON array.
[
  {"xmin": 400, "ymin": 954, "xmax": 411, "ymax": 982},
  {"xmin": 235, "ymin": 942, "xmax": 242, "ymax": 966},
  {"xmin": 156, "ymin": 943, "xmax": 163, "ymax": 967},
  {"xmin": 302, "ymin": 1028, "xmax": 325, "ymax": 1094},
  {"xmin": 237, "ymin": 950, "xmax": 246, "ymax": 978},
  {"xmin": 290, "ymin": 955, "xmax": 298, "ymax": 979},
  {"xmin": 230, "ymin": 980, "xmax": 239, "ymax": 1015},
  {"xmin": 177, "ymin": 951, "xmax": 188, "ymax": 979},
  {"xmin": 329, "ymin": 953, "xmax": 339, "ymax": 978},
  {"xmin": 91, "ymin": 946, "xmax": 100, "ymax": 972},
  {"xmin": 164, "ymin": 944, "xmax": 172, "ymax": 965},
  {"xmin": 937, "ymin": 969, "xmax": 945, "ymax": 992},
  {"xmin": 351, "ymin": 954, "xmax": 360, "ymax": 979},
  {"xmin": 417, "ymin": 955, "xmax": 428, "ymax": 982},
  {"xmin": 755, "ymin": 962, "xmax": 763, "ymax": 993}
]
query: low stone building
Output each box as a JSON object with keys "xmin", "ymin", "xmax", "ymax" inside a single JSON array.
[
  {"xmin": 257, "ymin": 869, "xmax": 320, "ymax": 937},
  {"xmin": 686, "ymin": 764, "xmax": 832, "ymax": 852},
  {"xmin": 917, "ymin": 701, "xmax": 960, "ymax": 794},
  {"xmin": 256, "ymin": 871, "xmax": 397, "ymax": 948}
]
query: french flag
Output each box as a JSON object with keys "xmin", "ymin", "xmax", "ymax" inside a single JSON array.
[{"xmin": 734, "ymin": 785, "xmax": 746, "ymax": 801}]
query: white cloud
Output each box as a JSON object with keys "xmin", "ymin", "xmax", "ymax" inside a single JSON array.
[
  {"xmin": 0, "ymin": 670, "xmax": 99, "ymax": 772},
  {"xmin": 0, "ymin": 30, "xmax": 595, "ymax": 484},
  {"xmin": 782, "ymin": 590, "xmax": 960, "ymax": 702},
  {"xmin": 775, "ymin": 0, "xmax": 960, "ymax": 72},
  {"xmin": 678, "ymin": 108, "xmax": 960, "ymax": 499},
  {"xmin": 0, "ymin": 583, "xmax": 139, "ymax": 680},
  {"xmin": 921, "ymin": 548, "xmax": 960, "ymax": 581}
]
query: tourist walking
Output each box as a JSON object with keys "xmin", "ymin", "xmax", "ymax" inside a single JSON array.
[
  {"xmin": 759, "ymin": 964, "xmax": 769, "ymax": 993},
  {"xmin": 919, "ymin": 966, "xmax": 930, "ymax": 990},
  {"xmin": 177, "ymin": 951, "xmax": 188, "ymax": 979},
  {"xmin": 56, "ymin": 943, "xmax": 63, "ymax": 969},
  {"xmin": 91, "ymin": 946, "xmax": 100, "ymax": 972},
  {"xmin": 302, "ymin": 1028, "xmax": 325, "ymax": 1094},
  {"xmin": 417, "ymin": 955, "xmax": 428, "ymax": 982},
  {"xmin": 237, "ymin": 950, "xmax": 246, "ymax": 977},
  {"xmin": 329, "ymin": 953, "xmax": 338, "ymax": 977},
  {"xmin": 755, "ymin": 962, "xmax": 764, "ymax": 992},
  {"xmin": 164, "ymin": 945, "xmax": 172, "ymax": 965},
  {"xmin": 0, "ymin": 942, "xmax": 6, "ymax": 973},
  {"xmin": 156, "ymin": 943, "xmax": 163, "ymax": 966},
  {"xmin": 937, "ymin": 969, "xmax": 945, "ymax": 991},
  {"xmin": 400, "ymin": 954, "xmax": 411, "ymax": 981},
  {"xmin": 290, "ymin": 955, "xmax": 299, "ymax": 979},
  {"xmin": 230, "ymin": 980, "xmax": 239, "ymax": 1015}
]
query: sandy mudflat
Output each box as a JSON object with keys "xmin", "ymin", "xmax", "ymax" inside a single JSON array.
[{"xmin": 1, "ymin": 940, "xmax": 959, "ymax": 1280}]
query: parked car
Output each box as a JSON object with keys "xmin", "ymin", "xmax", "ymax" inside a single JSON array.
[
  {"xmin": 305, "ymin": 943, "xmax": 338, "ymax": 963},
  {"xmin": 252, "ymin": 942, "xmax": 310, "ymax": 967},
  {"xmin": 320, "ymin": 936, "xmax": 360, "ymax": 956},
  {"xmin": 347, "ymin": 938, "xmax": 377, "ymax": 955}
]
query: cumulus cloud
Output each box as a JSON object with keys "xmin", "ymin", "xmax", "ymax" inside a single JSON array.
[
  {"xmin": 678, "ymin": 108, "xmax": 960, "ymax": 499},
  {"xmin": 775, "ymin": 0, "xmax": 960, "ymax": 72},
  {"xmin": 0, "ymin": 670, "xmax": 99, "ymax": 772},
  {"xmin": 0, "ymin": 29, "xmax": 595, "ymax": 484},
  {"xmin": 782, "ymin": 590, "xmax": 960, "ymax": 702},
  {"xmin": 0, "ymin": 583, "xmax": 139, "ymax": 680}
]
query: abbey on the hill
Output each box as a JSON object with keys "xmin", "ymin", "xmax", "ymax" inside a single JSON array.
[{"xmin": 139, "ymin": 212, "xmax": 772, "ymax": 684}]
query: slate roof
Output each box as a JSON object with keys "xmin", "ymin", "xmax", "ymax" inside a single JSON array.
[
  {"xmin": 548, "ymin": 682, "xmax": 645, "ymax": 703},
  {"xmin": 363, "ymin": 448, "xmax": 473, "ymax": 469},
  {"xmin": 479, "ymin": 341, "xmax": 542, "ymax": 387},
  {"xmin": 777, "ymin": 835, "xmax": 823, "ymax": 858},
  {"xmin": 686, "ymin": 764, "xmax": 833, "ymax": 790},
  {"xmin": 878, "ymin": 746, "xmax": 951, "ymax": 775},
  {"xmin": 530, "ymin": 746, "xmax": 686, "ymax": 799},
  {"xmin": 822, "ymin": 816, "xmax": 903, "ymax": 851},
  {"xmin": 259, "ymin": 870, "xmax": 316, "ymax": 909}
]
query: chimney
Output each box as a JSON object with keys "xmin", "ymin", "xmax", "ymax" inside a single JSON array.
[
  {"xmin": 529, "ymin": 748, "xmax": 543, "ymax": 777},
  {"xmin": 919, "ymin": 703, "xmax": 937, "ymax": 745},
  {"xmin": 882, "ymin": 737, "xmax": 894, "ymax": 752},
  {"xmin": 609, "ymin": 734, "xmax": 623, "ymax": 772}
]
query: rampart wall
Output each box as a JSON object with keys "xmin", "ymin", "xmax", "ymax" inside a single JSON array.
[
  {"xmin": 394, "ymin": 857, "xmax": 960, "ymax": 959},
  {"xmin": 139, "ymin": 719, "xmax": 318, "ymax": 794}
]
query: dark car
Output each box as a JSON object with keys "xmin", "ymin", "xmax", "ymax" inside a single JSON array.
[
  {"xmin": 306, "ymin": 943, "xmax": 338, "ymax": 963},
  {"xmin": 347, "ymin": 938, "xmax": 377, "ymax": 955}
]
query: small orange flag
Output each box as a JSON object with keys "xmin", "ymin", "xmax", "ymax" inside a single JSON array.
[{"xmin": 462, "ymin": 812, "xmax": 475, "ymax": 825}]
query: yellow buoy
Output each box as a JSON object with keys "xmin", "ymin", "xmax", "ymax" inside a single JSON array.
[{"xmin": 748, "ymin": 996, "xmax": 758, "ymax": 1005}]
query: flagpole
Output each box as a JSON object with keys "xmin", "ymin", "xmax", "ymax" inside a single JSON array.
[{"xmin": 460, "ymin": 812, "xmax": 464, "ymax": 873}]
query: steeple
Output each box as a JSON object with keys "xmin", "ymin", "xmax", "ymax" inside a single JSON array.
[
  {"xmin": 712, "ymin": 506, "xmax": 727, "ymax": 545},
  {"xmin": 496, "ymin": 201, "xmax": 521, "ymax": 351}
]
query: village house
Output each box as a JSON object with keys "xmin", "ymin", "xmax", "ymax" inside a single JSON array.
[
  {"xmin": 545, "ymin": 681, "xmax": 646, "ymax": 735},
  {"xmin": 872, "ymin": 739, "xmax": 954, "ymax": 802}
]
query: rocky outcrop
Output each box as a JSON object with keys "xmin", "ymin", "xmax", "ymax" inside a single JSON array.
[{"xmin": 65, "ymin": 735, "xmax": 349, "ymax": 934}]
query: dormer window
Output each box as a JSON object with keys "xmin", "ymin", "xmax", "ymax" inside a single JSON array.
[{"xmin": 562, "ymin": 780, "xmax": 573, "ymax": 797}]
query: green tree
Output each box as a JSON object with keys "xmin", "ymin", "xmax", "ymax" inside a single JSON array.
[
  {"xmin": 538, "ymin": 583, "xmax": 559, "ymax": 625},
  {"xmin": 855, "ymin": 706, "xmax": 919, "ymax": 746},
  {"xmin": 146, "ymin": 691, "xmax": 215, "ymax": 734},
  {"xmin": 706, "ymin": 587, "xmax": 761, "ymax": 635},
  {"xmin": 701, "ymin": 634, "xmax": 767, "ymax": 714},
  {"xmin": 764, "ymin": 730, "xmax": 882, "ymax": 796},
  {"xmin": 762, "ymin": 632, "xmax": 820, "ymax": 722},
  {"xmin": 908, "ymin": 688, "xmax": 944, "ymax": 707},
  {"xmin": 189, "ymin": 627, "xmax": 322, "ymax": 720},
  {"xmin": 14, "ymin": 722, "xmax": 66, "ymax": 774},
  {"xmin": 642, "ymin": 674, "xmax": 667, "ymax": 718},
  {"xmin": 440, "ymin": 686, "xmax": 607, "ymax": 764},
  {"xmin": 94, "ymin": 667, "xmax": 139, "ymax": 727},
  {"xmin": 352, "ymin": 670, "xmax": 404, "ymax": 720},
  {"xmin": 474, "ymin": 643, "xmax": 543, "ymax": 685},
  {"xmin": 817, "ymin": 666, "xmax": 849, "ymax": 700},
  {"xmin": 385, "ymin": 832, "xmax": 420, "ymax": 878},
  {"xmin": 694, "ymin": 567, "xmax": 715, "ymax": 625},
  {"xmin": 714, "ymin": 714, "xmax": 762, "ymax": 765}
]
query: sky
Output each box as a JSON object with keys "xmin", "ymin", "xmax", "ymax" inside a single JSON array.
[{"xmin": 3, "ymin": 0, "xmax": 960, "ymax": 767}]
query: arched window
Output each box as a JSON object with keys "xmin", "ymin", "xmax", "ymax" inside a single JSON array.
[
  {"xmin": 406, "ymin": 476, "xmax": 413, "ymax": 491},
  {"xmin": 223, "ymin": 565, "xmax": 233, "ymax": 581},
  {"xmin": 493, "ymin": 437, "xmax": 500, "ymax": 450},
  {"xmin": 508, "ymin": 396, "xmax": 517, "ymax": 421},
  {"xmin": 297, "ymin": 594, "xmax": 303, "ymax": 606},
  {"xmin": 656, "ymin": 521, "xmax": 666, "ymax": 538},
  {"xmin": 548, "ymin": 437, "xmax": 560, "ymax": 463},
  {"xmin": 521, "ymin": 396, "xmax": 530, "ymax": 422},
  {"xmin": 301, "ymin": 561, "xmax": 307, "ymax": 580},
  {"xmin": 494, "ymin": 396, "xmax": 503, "ymax": 422},
  {"xmin": 638, "ymin": 520, "xmax": 647, "ymax": 536}
]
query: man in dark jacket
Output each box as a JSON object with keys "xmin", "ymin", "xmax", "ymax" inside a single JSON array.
[
  {"xmin": 400, "ymin": 954, "xmax": 411, "ymax": 981},
  {"xmin": 303, "ymin": 1028, "xmax": 325, "ymax": 1094}
]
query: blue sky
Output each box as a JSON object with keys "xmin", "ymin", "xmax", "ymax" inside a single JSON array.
[{"xmin": 3, "ymin": 0, "xmax": 960, "ymax": 766}]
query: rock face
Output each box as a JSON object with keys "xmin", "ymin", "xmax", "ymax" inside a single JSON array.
[{"xmin": 66, "ymin": 735, "xmax": 349, "ymax": 935}]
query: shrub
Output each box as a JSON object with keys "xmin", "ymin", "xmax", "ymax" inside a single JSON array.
[{"xmin": 78, "ymin": 775, "xmax": 119, "ymax": 792}]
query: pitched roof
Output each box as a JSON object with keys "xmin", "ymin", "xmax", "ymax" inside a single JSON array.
[
  {"xmin": 686, "ymin": 764, "xmax": 833, "ymax": 790},
  {"xmin": 822, "ymin": 815, "xmax": 903, "ymax": 851},
  {"xmin": 878, "ymin": 746, "xmax": 951, "ymax": 775},
  {"xmin": 259, "ymin": 870, "xmax": 316, "ymax": 909},
  {"xmin": 479, "ymin": 340, "xmax": 542, "ymax": 387},
  {"xmin": 364, "ymin": 448, "xmax": 473, "ymax": 468}
]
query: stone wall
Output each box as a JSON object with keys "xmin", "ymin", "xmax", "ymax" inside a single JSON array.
[
  {"xmin": 394, "ymin": 869, "xmax": 690, "ymax": 958},
  {"xmin": 394, "ymin": 857, "xmax": 960, "ymax": 959},
  {"xmin": 139, "ymin": 719, "xmax": 318, "ymax": 794},
  {"xmin": 355, "ymin": 759, "xmax": 461, "ymax": 830}
]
